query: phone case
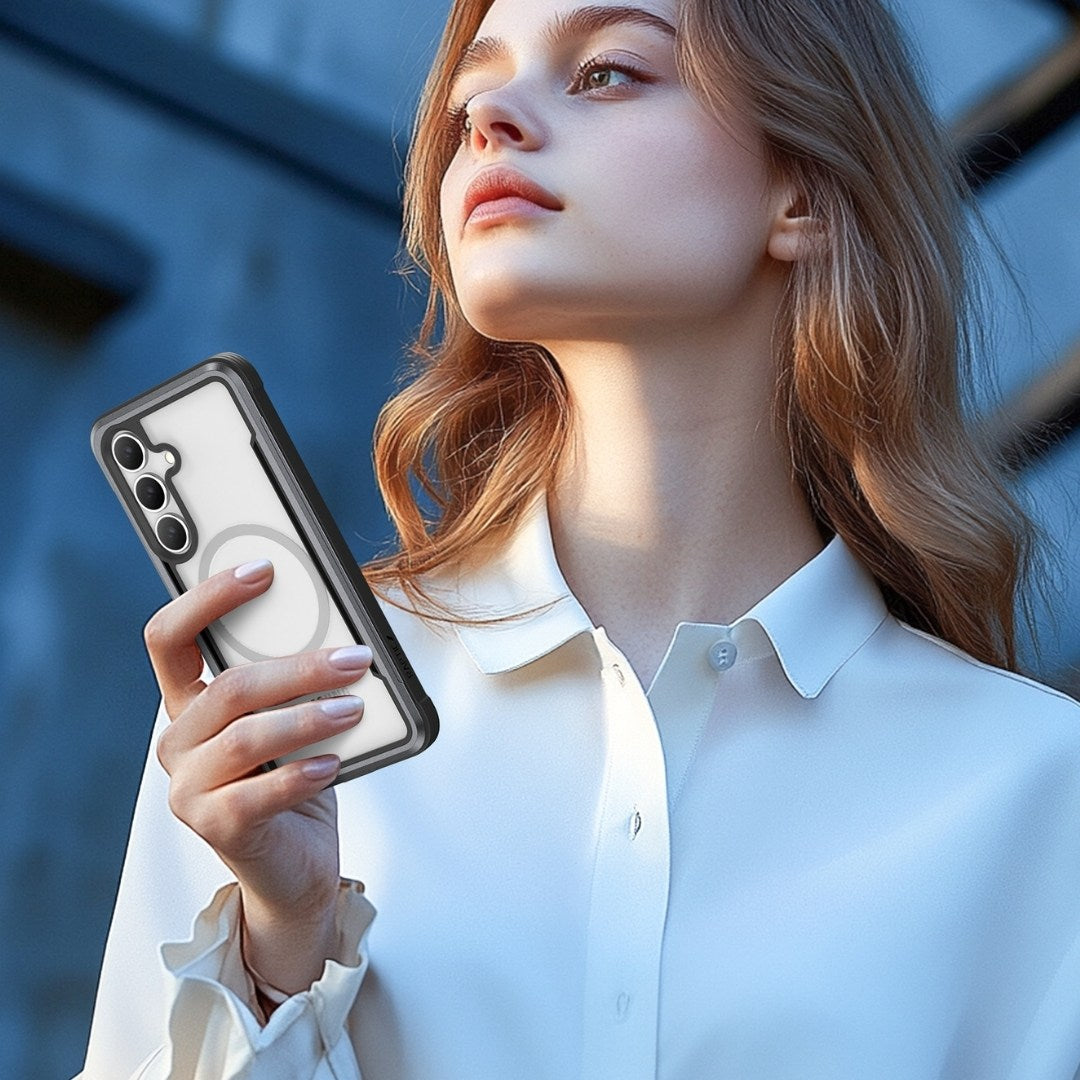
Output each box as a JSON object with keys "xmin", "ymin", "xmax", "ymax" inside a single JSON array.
[{"xmin": 91, "ymin": 352, "xmax": 438, "ymax": 783}]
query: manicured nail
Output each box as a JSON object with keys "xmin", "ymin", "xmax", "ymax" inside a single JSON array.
[
  {"xmin": 301, "ymin": 755, "xmax": 339, "ymax": 779},
  {"xmin": 320, "ymin": 696, "xmax": 363, "ymax": 719},
  {"xmin": 234, "ymin": 559, "xmax": 272, "ymax": 582},
  {"xmin": 328, "ymin": 645, "xmax": 373, "ymax": 670}
]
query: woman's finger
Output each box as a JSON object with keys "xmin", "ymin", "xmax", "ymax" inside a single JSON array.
[
  {"xmin": 158, "ymin": 642, "xmax": 373, "ymax": 761},
  {"xmin": 183, "ymin": 695, "xmax": 364, "ymax": 791},
  {"xmin": 144, "ymin": 559, "xmax": 276, "ymax": 718}
]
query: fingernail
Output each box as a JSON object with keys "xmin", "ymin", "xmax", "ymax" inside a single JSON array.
[
  {"xmin": 301, "ymin": 756, "xmax": 339, "ymax": 779},
  {"xmin": 235, "ymin": 559, "xmax": 272, "ymax": 582},
  {"xmin": 328, "ymin": 645, "xmax": 373, "ymax": 670},
  {"xmin": 320, "ymin": 696, "xmax": 363, "ymax": 719}
]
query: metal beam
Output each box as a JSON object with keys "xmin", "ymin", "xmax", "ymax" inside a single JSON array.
[
  {"xmin": 953, "ymin": 19, "xmax": 1080, "ymax": 190},
  {"xmin": 1037, "ymin": 0, "xmax": 1080, "ymax": 16},
  {"xmin": 0, "ymin": 0, "xmax": 402, "ymax": 222},
  {"xmin": 0, "ymin": 172, "xmax": 150, "ymax": 302},
  {"xmin": 0, "ymin": 171, "xmax": 153, "ymax": 336},
  {"xmin": 986, "ymin": 341, "xmax": 1080, "ymax": 468}
]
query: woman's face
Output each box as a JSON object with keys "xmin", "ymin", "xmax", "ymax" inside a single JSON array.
[{"xmin": 439, "ymin": 0, "xmax": 787, "ymax": 345}]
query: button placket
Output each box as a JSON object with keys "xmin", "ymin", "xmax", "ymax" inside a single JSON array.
[{"xmin": 584, "ymin": 628, "xmax": 670, "ymax": 1079}]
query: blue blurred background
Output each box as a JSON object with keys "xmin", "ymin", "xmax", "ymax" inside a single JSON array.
[{"xmin": 0, "ymin": 1, "xmax": 1077, "ymax": 1076}]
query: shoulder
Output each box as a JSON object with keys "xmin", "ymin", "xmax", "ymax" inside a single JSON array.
[
  {"xmin": 895, "ymin": 617, "xmax": 1075, "ymax": 707},
  {"xmin": 856, "ymin": 613, "xmax": 1080, "ymax": 740}
]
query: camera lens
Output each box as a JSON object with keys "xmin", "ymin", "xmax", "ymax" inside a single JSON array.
[
  {"xmin": 156, "ymin": 515, "xmax": 189, "ymax": 554},
  {"xmin": 135, "ymin": 475, "xmax": 167, "ymax": 511},
  {"xmin": 112, "ymin": 434, "xmax": 145, "ymax": 471}
]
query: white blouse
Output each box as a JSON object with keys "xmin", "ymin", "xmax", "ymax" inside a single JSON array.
[{"xmin": 78, "ymin": 490, "xmax": 1080, "ymax": 1080}]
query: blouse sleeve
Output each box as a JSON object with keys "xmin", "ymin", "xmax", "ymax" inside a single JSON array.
[{"xmin": 75, "ymin": 701, "xmax": 376, "ymax": 1080}]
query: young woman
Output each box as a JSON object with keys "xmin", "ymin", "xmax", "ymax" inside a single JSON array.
[{"xmin": 80, "ymin": 0, "xmax": 1080, "ymax": 1077}]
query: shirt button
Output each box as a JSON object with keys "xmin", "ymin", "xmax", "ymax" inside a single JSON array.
[
  {"xmin": 611, "ymin": 662, "xmax": 626, "ymax": 686},
  {"xmin": 629, "ymin": 808, "xmax": 642, "ymax": 839},
  {"xmin": 708, "ymin": 639, "xmax": 738, "ymax": 672},
  {"xmin": 616, "ymin": 992, "xmax": 632, "ymax": 1021}
]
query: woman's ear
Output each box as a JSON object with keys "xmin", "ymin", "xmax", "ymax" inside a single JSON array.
[{"xmin": 767, "ymin": 186, "xmax": 817, "ymax": 263}]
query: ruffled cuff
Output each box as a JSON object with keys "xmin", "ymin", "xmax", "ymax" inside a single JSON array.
[{"xmin": 160, "ymin": 879, "xmax": 375, "ymax": 1076}]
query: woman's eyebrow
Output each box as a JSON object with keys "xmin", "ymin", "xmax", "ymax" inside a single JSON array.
[{"xmin": 449, "ymin": 5, "xmax": 677, "ymax": 88}]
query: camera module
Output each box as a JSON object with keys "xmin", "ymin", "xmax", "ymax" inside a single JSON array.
[
  {"xmin": 156, "ymin": 515, "xmax": 189, "ymax": 554},
  {"xmin": 135, "ymin": 475, "xmax": 167, "ymax": 511},
  {"xmin": 112, "ymin": 433, "xmax": 145, "ymax": 471}
]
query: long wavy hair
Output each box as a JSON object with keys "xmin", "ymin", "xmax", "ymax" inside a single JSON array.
[{"xmin": 362, "ymin": 0, "xmax": 1036, "ymax": 670}]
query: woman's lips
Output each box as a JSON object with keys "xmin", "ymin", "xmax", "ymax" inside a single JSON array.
[
  {"xmin": 466, "ymin": 196, "xmax": 558, "ymax": 225},
  {"xmin": 463, "ymin": 166, "xmax": 563, "ymax": 226}
]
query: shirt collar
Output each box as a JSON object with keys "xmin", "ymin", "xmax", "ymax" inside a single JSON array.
[{"xmin": 441, "ymin": 489, "xmax": 888, "ymax": 698}]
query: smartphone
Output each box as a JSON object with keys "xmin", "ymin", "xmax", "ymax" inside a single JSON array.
[{"xmin": 91, "ymin": 352, "xmax": 438, "ymax": 784}]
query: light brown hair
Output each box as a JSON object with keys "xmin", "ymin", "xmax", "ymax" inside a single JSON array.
[{"xmin": 362, "ymin": 0, "xmax": 1036, "ymax": 669}]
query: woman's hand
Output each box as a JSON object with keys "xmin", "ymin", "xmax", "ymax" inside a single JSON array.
[{"xmin": 145, "ymin": 558, "xmax": 372, "ymax": 994}]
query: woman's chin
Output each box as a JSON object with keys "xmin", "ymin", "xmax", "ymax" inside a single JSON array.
[{"xmin": 459, "ymin": 296, "xmax": 567, "ymax": 345}]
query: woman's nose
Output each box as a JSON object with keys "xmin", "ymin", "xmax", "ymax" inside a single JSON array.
[{"xmin": 464, "ymin": 91, "xmax": 545, "ymax": 153}]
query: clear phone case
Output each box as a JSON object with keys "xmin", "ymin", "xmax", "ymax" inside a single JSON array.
[{"xmin": 91, "ymin": 353, "xmax": 438, "ymax": 783}]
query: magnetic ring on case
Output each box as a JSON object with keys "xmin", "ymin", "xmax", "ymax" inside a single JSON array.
[{"xmin": 199, "ymin": 524, "xmax": 331, "ymax": 661}]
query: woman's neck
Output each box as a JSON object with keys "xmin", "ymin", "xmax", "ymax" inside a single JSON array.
[{"xmin": 542, "ymin": 314, "xmax": 824, "ymax": 689}]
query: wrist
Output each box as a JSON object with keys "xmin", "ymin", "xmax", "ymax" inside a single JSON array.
[{"xmin": 239, "ymin": 884, "xmax": 340, "ymax": 996}]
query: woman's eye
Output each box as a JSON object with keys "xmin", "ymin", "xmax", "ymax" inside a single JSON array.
[
  {"xmin": 584, "ymin": 67, "xmax": 630, "ymax": 89},
  {"xmin": 573, "ymin": 59, "xmax": 646, "ymax": 94}
]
